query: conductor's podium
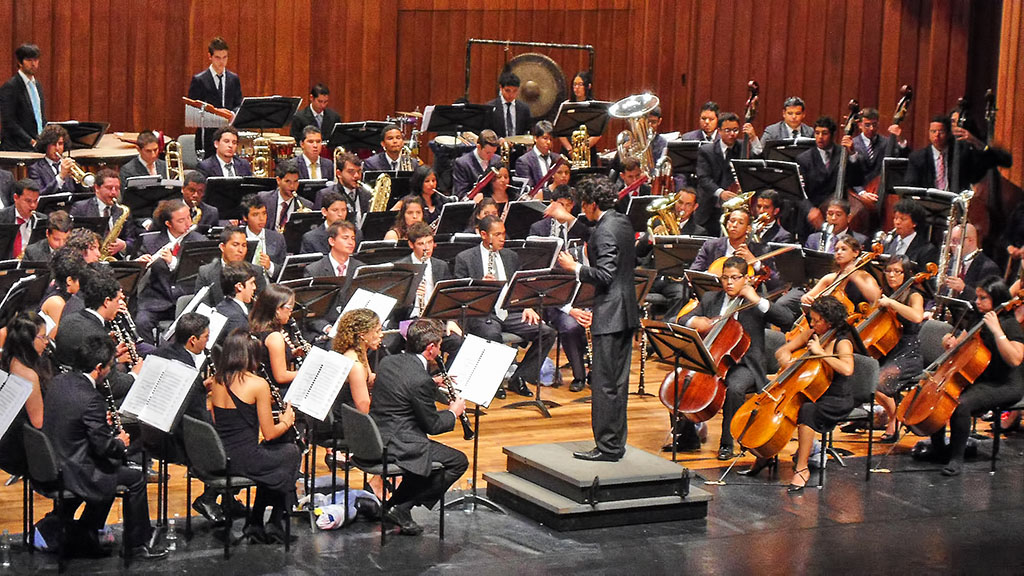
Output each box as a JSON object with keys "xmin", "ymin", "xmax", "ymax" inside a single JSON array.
[{"xmin": 484, "ymin": 441, "xmax": 711, "ymax": 531}]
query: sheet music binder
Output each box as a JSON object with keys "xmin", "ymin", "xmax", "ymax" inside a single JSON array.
[
  {"xmin": 446, "ymin": 334, "xmax": 518, "ymax": 408},
  {"xmin": 284, "ymin": 347, "xmax": 355, "ymax": 422},
  {"xmin": 0, "ymin": 370, "xmax": 32, "ymax": 440},
  {"xmin": 120, "ymin": 355, "xmax": 200, "ymax": 433}
]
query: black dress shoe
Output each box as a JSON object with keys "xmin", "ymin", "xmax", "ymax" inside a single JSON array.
[
  {"xmin": 941, "ymin": 460, "xmax": 963, "ymax": 476},
  {"xmin": 508, "ymin": 376, "xmax": 534, "ymax": 397},
  {"xmin": 738, "ymin": 457, "xmax": 775, "ymax": 477},
  {"xmin": 569, "ymin": 378, "xmax": 586, "ymax": 393},
  {"xmin": 121, "ymin": 542, "xmax": 169, "ymax": 560},
  {"xmin": 264, "ymin": 522, "xmax": 298, "ymax": 544},
  {"xmin": 495, "ymin": 387, "xmax": 507, "ymax": 400},
  {"xmin": 572, "ymin": 448, "xmax": 621, "ymax": 462},
  {"xmin": 222, "ymin": 497, "xmax": 249, "ymax": 519},
  {"xmin": 384, "ymin": 506, "xmax": 423, "ymax": 536},
  {"xmin": 241, "ymin": 524, "xmax": 267, "ymax": 544},
  {"xmin": 717, "ymin": 446, "xmax": 738, "ymax": 461},
  {"xmin": 878, "ymin": 433, "xmax": 899, "ymax": 444},
  {"xmin": 661, "ymin": 438, "xmax": 701, "ymax": 453},
  {"xmin": 191, "ymin": 495, "xmax": 226, "ymax": 524}
]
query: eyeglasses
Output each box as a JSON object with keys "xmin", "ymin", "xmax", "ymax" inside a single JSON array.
[
  {"xmin": 719, "ymin": 274, "xmax": 745, "ymax": 283},
  {"xmin": 280, "ymin": 304, "xmax": 294, "ymax": 310},
  {"xmin": 35, "ymin": 334, "xmax": 49, "ymax": 343},
  {"xmin": 721, "ymin": 127, "xmax": 741, "ymax": 134}
]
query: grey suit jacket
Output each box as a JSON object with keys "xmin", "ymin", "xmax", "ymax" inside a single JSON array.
[
  {"xmin": 196, "ymin": 155, "xmax": 253, "ymax": 178},
  {"xmin": 258, "ymin": 189, "xmax": 313, "ymax": 230},
  {"xmin": 28, "ymin": 157, "xmax": 76, "ymax": 195},
  {"xmin": 119, "ymin": 156, "xmax": 167, "ymax": 180},
  {"xmin": 305, "ymin": 254, "xmax": 364, "ymax": 334},
  {"xmin": 761, "ymin": 121, "xmax": 813, "ymax": 143},
  {"xmin": 514, "ymin": 150, "xmax": 562, "ymax": 188},
  {"xmin": 451, "ymin": 150, "xmax": 502, "ymax": 199}
]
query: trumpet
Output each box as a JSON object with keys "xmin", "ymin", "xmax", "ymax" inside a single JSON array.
[
  {"xmin": 65, "ymin": 156, "xmax": 96, "ymax": 187},
  {"xmin": 165, "ymin": 141, "xmax": 184, "ymax": 180}
]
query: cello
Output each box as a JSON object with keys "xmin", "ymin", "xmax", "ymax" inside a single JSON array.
[
  {"xmin": 660, "ymin": 268, "xmax": 770, "ymax": 422},
  {"xmin": 853, "ymin": 263, "xmax": 937, "ymax": 360},
  {"xmin": 896, "ymin": 296, "xmax": 1023, "ymax": 436},
  {"xmin": 788, "ymin": 242, "xmax": 884, "ymax": 338}
]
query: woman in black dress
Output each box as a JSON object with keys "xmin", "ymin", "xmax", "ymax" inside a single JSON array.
[
  {"xmin": 39, "ymin": 248, "xmax": 87, "ymax": 340},
  {"xmin": 0, "ymin": 312, "xmax": 48, "ymax": 476},
  {"xmin": 775, "ymin": 295, "xmax": 856, "ymax": 492},
  {"xmin": 249, "ymin": 284, "xmax": 299, "ymax": 392},
  {"xmin": 209, "ymin": 329, "xmax": 300, "ymax": 544},
  {"xmin": 410, "ymin": 165, "xmax": 448, "ymax": 227},
  {"xmin": 800, "ymin": 234, "xmax": 880, "ymax": 309}
]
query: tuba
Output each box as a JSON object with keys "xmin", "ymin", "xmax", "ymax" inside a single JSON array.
[
  {"xmin": 719, "ymin": 190, "xmax": 755, "ymax": 237},
  {"xmin": 646, "ymin": 193, "xmax": 681, "ymax": 236},
  {"xmin": 609, "ymin": 92, "xmax": 660, "ymax": 177},
  {"xmin": 570, "ymin": 125, "xmax": 591, "ymax": 168},
  {"xmin": 165, "ymin": 141, "xmax": 184, "ymax": 180},
  {"xmin": 251, "ymin": 136, "xmax": 272, "ymax": 178}
]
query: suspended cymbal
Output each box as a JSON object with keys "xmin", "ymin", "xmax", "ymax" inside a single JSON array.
[{"xmin": 396, "ymin": 110, "xmax": 424, "ymax": 118}]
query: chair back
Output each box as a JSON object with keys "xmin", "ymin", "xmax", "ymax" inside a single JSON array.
[
  {"xmin": 182, "ymin": 415, "xmax": 227, "ymax": 478},
  {"xmin": 177, "ymin": 134, "xmax": 199, "ymax": 170},
  {"xmin": 22, "ymin": 424, "xmax": 60, "ymax": 484},
  {"xmin": 919, "ymin": 320, "xmax": 952, "ymax": 366},
  {"xmin": 340, "ymin": 404, "xmax": 385, "ymax": 463},
  {"xmin": 764, "ymin": 328, "xmax": 786, "ymax": 374},
  {"xmin": 849, "ymin": 354, "xmax": 880, "ymax": 404}
]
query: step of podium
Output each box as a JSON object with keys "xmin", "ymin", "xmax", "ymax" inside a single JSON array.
[{"xmin": 483, "ymin": 441, "xmax": 711, "ymax": 531}]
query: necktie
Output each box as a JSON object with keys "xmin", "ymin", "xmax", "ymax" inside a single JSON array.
[
  {"xmin": 216, "ymin": 74, "xmax": 224, "ymax": 107},
  {"xmin": 171, "ymin": 242, "xmax": 181, "ymax": 257},
  {"xmin": 51, "ymin": 161, "xmax": 59, "ymax": 176},
  {"xmin": 102, "ymin": 205, "xmax": 111, "ymax": 221},
  {"xmin": 505, "ymin": 102, "xmax": 514, "ymax": 136},
  {"xmin": 279, "ymin": 201, "xmax": 289, "ymax": 229},
  {"xmin": 148, "ymin": 162, "xmax": 156, "ymax": 176},
  {"xmin": 823, "ymin": 150, "xmax": 831, "ymax": 168},
  {"xmin": 315, "ymin": 113, "xmax": 322, "ymax": 128},
  {"xmin": 13, "ymin": 216, "xmax": 24, "ymax": 258},
  {"xmin": 892, "ymin": 237, "xmax": 904, "ymax": 255},
  {"xmin": 791, "ymin": 129, "xmax": 799, "ymax": 139},
  {"xmin": 865, "ymin": 137, "xmax": 874, "ymax": 161},
  {"xmin": 541, "ymin": 154, "xmax": 549, "ymax": 173},
  {"xmin": 487, "ymin": 250, "xmax": 498, "ymax": 278},
  {"xmin": 936, "ymin": 151, "xmax": 947, "ymax": 190},
  {"xmin": 337, "ymin": 262, "xmax": 347, "ymax": 277},
  {"xmin": 391, "ymin": 160, "xmax": 398, "ymax": 171},
  {"xmin": 27, "ymin": 80, "xmax": 42, "ymax": 134},
  {"xmin": 828, "ymin": 233, "xmax": 838, "ymax": 253},
  {"xmin": 310, "ymin": 160, "xmax": 318, "ymax": 180},
  {"xmin": 224, "ymin": 162, "xmax": 234, "ymax": 177}
]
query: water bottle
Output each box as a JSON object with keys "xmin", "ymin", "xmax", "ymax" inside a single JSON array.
[
  {"xmin": 165, "ymin": 517, "xmax": 178, "ymax": 551},
  {"xmin": 1, "ymin": 529, "xmax": 11, "ymax": 568}
]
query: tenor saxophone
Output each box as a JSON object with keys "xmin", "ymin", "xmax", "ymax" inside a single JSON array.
[{"xmin": 99, "ymin": 203, "xmax": 131, "ymax": 262}]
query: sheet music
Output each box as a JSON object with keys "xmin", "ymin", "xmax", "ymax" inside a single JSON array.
[
  {"xmin": 284, "ymin": 347, "xmax": 354, "ymax": 421},
  {"xmin": 447, "ymin": 334, "xmax": 517, "ymax": 408},
  {"xmin": 329, "ymin": 288, "xmax": 397, "ymax": 338},
  {"xmin": 194, "ymin": 303, "xmax": 229, "ymax": 350},
  {"xmin": 421, "ymin": 105, "xmax": 435, "ymax": 134},
  {"xmin": 0, "ymin": 370, "xmax": 33, "ymax": 440},
  {"xmin": 184, "ymin": 104, "xmax": 228, "ymax": 129},
  {"xmin": 120, "ymin": 355, "xmax": 200, "ymax": 433},
  {"xmin": 162, "ymin": 286, "xmax": 210, "ymax": 341}
]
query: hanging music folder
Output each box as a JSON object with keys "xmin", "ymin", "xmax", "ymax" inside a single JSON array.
[
  {"xmin": 284, "ymin": 347, "xmax": 355, "ymax": 422},
  {"xmin": 0, "ymin": 370, "xmax": 33, "ymax": 441},
  {"xmin": 120, "ymin": 355, "xmax": 200, "ymax": 433},
  {"xmin": 447, "ymin": 334, "xmax": 518, "ymax": 408},
  {"xmin": 329, "ymin": 287, "xmax": 398, "ymax": 339}
]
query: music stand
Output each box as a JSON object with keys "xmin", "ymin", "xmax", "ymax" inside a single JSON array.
[
  {"xmin": 935, "ymin": 296, "xmax": 972, "ymax": 328},
  {"xmin": 231, "ymin": 96, "xmax": 301, "ymax": 133},
  {"xmin": 276, "ymin": 253, "xmax": 323, "ymax": 283},
  {"xmin": 893, "ymin": 187, "xmax": 958, "ymax": 240},
  {"xmin": 107, "ymin": 261, "xmax": 147, "ymax": 299},
  {"xmin": 46, "ymin": 121, "xmax": 108, "ymax": 149},
  {"xmin": 358, "ymin": 212, "xmax": 395, "ymax": 242},
  {"xmin": 349, "ymin": 263, "xmax": 422, "ymax": 310},
  {"xmin": 291, "ymin": 283, "xmax": 343, "ymax": 324},
  {"xmin": 626, "ymin": 195, "xmax": 660, "ymax": 233},
  {"xmin": 641, "ymin": 319, "xmax": 718, "ymax": 463},
  {"xmin": 431, "ymin": 237, "xmax": 480, "ymax": 264},
  {"xmin": 503, "ymin": 201, "xmax": 546, "ymax": 239},
  {"xmin": 504, "ymin": 237, "xmax": 562, "ymax": 271},
  {"xmin": 763, "ymin": 137, "xmax": 816, "ymax": 162},
  {"xmin": 122, "ymin": 178, "xmax": 182, "ymax": 218},
  {"xmin": 422, "ymin": 103, "xmax": 494, "ymax": 136},
  {"xmin": 326, "ymin": 121, "xmax": 390, "ymax": 154},
  {"xmin": 0, "ymin": 273, "xmax": 47, "ymax": 327},
  {"xmin": 500, "ymin": 269, "xmax": 577, "ymax": 417},
  {"xmin": 355, "ymin": 241, "xmax": 412, "ymax": 266},
  {"xmin": 0, "ymin": 225, "xmax": 18, "ymax": 260},
  {"xmin": 795, "ymin": 246, "xmax": 837, "ymax": 286},
  {"xmin": 70, "ymin": 216, "xmax": 107, "ymax": 235},
  {"xmin": 281, "ymin": 212, "xmax": 324, "ymax": 254},
  {"xmin": 665, "ymin": 141, "xmax": 705, "ymax": 178},
  {"xmin": 730, "ymin": 159, "xmax": 807, "ymax": 201},
  {"xmin": 171, "ymin": 241, "xmax": 220, "ymax": 289},
  {"xmin": 651, "ymin": 236, "xmax": 710, "ymax": 278},
  {"xmin": 552, "ymin": 100, "xmax": 611, "ymax": 138},
  {"xmin": 433, "ymin": 201, "xmax": 476, "ymax": 236},
  {"xmin": 37, "ymin": 192, "xmax": 93, "ymax": 215},
  {"xmin": 204, "ymin": 178, "xmax": 259, "ymax": 221},
  {"xmin": 297, "ymin": 179, "xmax": 330, "ymax": 204},
  {"xmin": 683, "ymin": 270, "xmax": 724, "ymax": 300},
  {"xmin": 879, "ymin": 157, "xmax": 910, "ymax": 210}
]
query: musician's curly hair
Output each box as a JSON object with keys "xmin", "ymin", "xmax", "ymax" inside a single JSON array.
[
  {"xmin": 810, "ymin": 295, "xmax": 850, "ymax": 332},
  {"xmin": 576, "ymin": 177, "xmax": 617, "ymax": 211},
  {"xmin": 332, "ymin": 308, "xmax": 380, "ymax": 369}
]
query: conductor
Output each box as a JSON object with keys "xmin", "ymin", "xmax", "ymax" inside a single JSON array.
[{"xmin": 553, "ymin": 178, "xmax": 639, "ymax": 461}]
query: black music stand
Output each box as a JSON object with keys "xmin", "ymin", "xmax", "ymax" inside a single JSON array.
[
  {"xmin": 348, "ymin": 263, "xmax": 423, "ymax": 310},
  {"xmin": 204, "ymin": 177, "xmax": 274, "ymax": 221},
  {"xmin": 46, "ymin": 121, "xmax": 108, "ymax": 149},
  {"xmin": 552, "ymin": 100, "xmax": 611, "ymax": 138},
  {"xmin": 291, "ymin": 284, "xmax": 343, "ymax": 327},
  {"xmin": 730, "ymin": 159, "xmax": 807, "ymax": 201},
  {"xmin": 505, "ymin": 238, "xmax": 562, "ymax": 271},
  {"xmin": 0, "ymin": 225, "xmax": 18, "ymax": 260},
  {"xmin": 231, "ymin": 96, "xmax": 301, "ymax": 132},
  {"xmin": 790, "ymin": 246, "xmax": 836, "ymax": 286},
  {"xmin": 626, "ymin": 195, "xmax": 660, "ymax": 233},
  {"xmin": 878, "ymin": 157, "xmax": 910, "ymax": 210},
  {"xmin": 327, "ymin": 121, "xmax": 389, "ymax": 154},
  {"xmin": 934, "ymin": 296, "xmax": 973, "ymax": 328},
  {"xmin": 500, "ymin": 269, "xmax": 577, "ymax": 417},
  {"xmin": 69, "ymin": 216, "xmax": 106, "ymax": 235},
  {"xmin": 281, "ymin": 212, "xmax": 324, "ymax": 254},
  {"xmin": 651, "ymin": 236, "xmax": 710, "ymax": 278},
  {"xmin": 763, "ymin": 137, "xmax": 816, "ymax": 162},
  {"xmin": 504, "ymin": 201, "xmax": 546, "ymax": 239},
  {"xmin": 296, "ymin": 179, "xmax": 330, "ymax": 204},
  {"xmin": 684, "ymin": 270, "xmax": 724, "ymax": 300},
  {"xmin": 641, "ymin": 319, "xmax": 718, "ymax": 463},
  {"xmin": 107, "ymin": 260, "xmax": 147, "ymax": 300},
  {"xmin": 666, "ymin": 141, "xmax": 705, "ymax": 178},
  {"xmin": 893, "ymin": 187, "xmax": 958, "ymax": 240},
  {"xmin": 431, "ymin": 237, "xmax": 480, "ymax": 263},
  {"xmin": 358, "ymin": 212, "xmax": 395, "ymax": 242},
  {"xmin": 0, "ymin": 273, "xmax": 48, "ymax": 327},
  {"xmin": 122, "ymin": 178, "xmax": 182, "ymax": 218},
  {"xmin": 423, "ymin": 103, "xmax": 494, "ymax": 137},
  {"xmin": 433, "ymin": 201, "xmax": 476, "ymax": 236},
  {"xmin": 37, "ymin": 192, "xmax": 93, "ymax": 215},
  {"xmin": 276, "ymin": 254, "xmax": 323, "ymax": 283},
  {"xmin": 355, "ymin": 241, "xmax": 412, "ymax": 266},
  {"xmin": 171, "ymin": 241, "xmax": 221, "ymax": 290}
]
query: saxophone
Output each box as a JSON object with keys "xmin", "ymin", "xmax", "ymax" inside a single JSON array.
[
  {"xmin": 99, "ymin": 203, "xmax": 131, "ymax": 262},
  {"xmin": 570, "ymin": 125, "xmax": 591, "ymax": 168},
  {"xmin": 191, "ymin": 203, "xmax": 203, "ymax": 226},
  {"xmin": 369, "ymin": 172, "xmax": 392, "ymax": 212},
  {"xmin": 252, "ymin": 136, "xmax": 273, "ymax": 178}
]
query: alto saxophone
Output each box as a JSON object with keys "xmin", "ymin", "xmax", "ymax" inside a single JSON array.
[{"xmin": 99, "ymin": 203, "xmax": 131, "ymax": 262}]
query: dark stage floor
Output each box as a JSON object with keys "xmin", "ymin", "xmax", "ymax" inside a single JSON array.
[{"xmin": 11, "ymin": 437, "xmax": 1024, "ymax": 575}]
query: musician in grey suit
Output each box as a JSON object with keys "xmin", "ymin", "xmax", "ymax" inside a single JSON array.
[
  {"xmin": 27, "ymin": 124, "xmax": 77, "ymax": 195},
  {"xmin": 119, "ymin": 132, "xmax": 167, "ymax": 180},
  {"xmin": 759, "ymin": 96, "xmax": 814, "ymax": 144},
  {"xmin": 195, "ymin": 226, "xmax": 267, "ymax": 305},
  {"xmin": 803, "ymin": 199, "xmax": 867, "ymax": 252},
  {"xmin": 289, "ymin": 83, "xmax": 341, "ymax": 143},
  {"xmin": 22, "ymin": 209, "xmax": 70, "ymax": 262},
  {"xmin": 514, "ymin": 121, "xmax": 562, "ymax": 189},
  {"xmin": 451, "ymin": 129, "xmax": 502, "ymax": 199},
  {"xmin": 554, "ymin": 179, "xmax": 639, "ymax": 461},
  {"xmin": 69, "ymin": 169, "xmax": 139, "ymax": 257},
  {"xmin": 681, "ymin": 101, "xmax": 720, "ymax": 143},
  {"xmin": 294, "ymin": 125, "xmax": 333, "ymax": 181},
  {"xmin": 304, "ymin": 220, "xmax": 363, "ymax": 337}
]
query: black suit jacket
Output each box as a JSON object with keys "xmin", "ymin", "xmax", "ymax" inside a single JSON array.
[
  {"xmin": 0, "ymin": 167, "xmax": 15, "ymax": 206},
  {"xmin": 795, "ymin": 144, "xmax": 864, "ymax": 207},
  {"xmin": 28, "ymin": 157, "xmax": 76, "ymax": 195},
  {"xmin": 196, "ymin": 259, "xmax": 268, "ymax": 306},
  {"xmin": 957, "ymin": 252, "xmax": 1001, "ymax": 300},
  {"xmin": 305, "ymin": 254, "xmax": 364, "ymax": 334},
  {"xmin": 54, "ymin": 310, "xmax": 133, "ymax": 400},
  {"xmin": 314, "ymin": 183, "xmax": 371, "ymax": 221},
  {"xmin": 119, "ymin": 156, "xmax": 167, "ymax": 181},
  {"xmin": 451, "ymin": 150, "xmax": 502, "ymax": 199},
  {"xmin": 679, "ymin": 291, "xmax": 793, "ymax": 386},
  {"xmin": 678, "ymin": 218, "xmax": 709, "ymax": 237},
  {"xmin": 486, "ymin": 97, "xmax": 532, "ymax": 138},
  {"xmin": 453, "ymin": 245, "xmax": 519, "ymax": 282},
  {"xmin": 578, "ymin": 211, "xmax": 639, "ymax": 335},
  {"xmin": 289, "ymin": 105, "xmax": 341, "ymax": 142},
  {"xmin": 852, "ymin": 133, "xmax": 908, "ymax": 183},
  {"xmin": 695, "ymin": 141, "xmax": 742, "ymax": 231},
  {"xmin": 368, "ymin": 352, "xmax": 456, "ymax": 476},
  {"xmin": 300, "ymin": 225, "xmax": 330, "ymax": 255},
  {"xmin": 514, "ymin": 150, "xmax": 563, "ymax": 188},
  {"xmin": 362, "ymin": 152, "xmax": 401, "ymax": 173},
  {"xmin": 885, "ymin": 232, "xmax": 940, "ymax": 272},
  {"xmin": 21, "ymin": 238, "xmax": 51, "ymax": 262},
  {"xmin": 528, "ymin": 217, "xmax": 589, "ymax": 242},
  {"xmin": 258, "ymin": 189, "xmax": 313, "ymax": 230},
  {"xmin": 187, "ymin": 68, "xmax": 242, "ymax": 111},
  {"xmin": 804, "ymin": 229, "xmax": 867, "ymax": 252},
  {"xmin": 0, "ymin": 73, "xmax": 43, "ymax": 151},
  {"xmin": 760, "ymin": 222, "xmax": 794, "ymax": 244},
  {"xmin": 69, "ymin": 197, "xmax": 139, "ymax": 255},
  {"xmin": 137, "ymin": 230, "xmax": 206, "ymax": 312},
  {"xmin": 215, "ymin": 297, "xmax": 250, "ymax": 343},
  {"xmin": 249, "ymin": 228, "xmax": 288, "ymax": 273},
  {"xmin": 294, "ymin": 154, "xmax": 334, "ymax": 181},
  {"xmin": 196, "ymin": 155, "xmax": 253, "ymax": 178},
  {"xmin": 43, "ymin": 372, "xmax": 127, "ymax": 502}
]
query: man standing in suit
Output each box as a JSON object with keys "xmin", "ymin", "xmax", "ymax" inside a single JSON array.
[
  {"xmin": 44, "ymin": 334, "xmax": 167, "ymax": 559},
  {"xmin": 69, "ymin": 168, "xmax": 139, "ymax": 257},
  {"xmin": 258, "ymin": 160, "xmax": 312, "ymax": 232},
  {"xmin": 514, "ymin": 121, "xmax": 561, "ymax": 189},
  {"xmin": 795, "ymin": 116, "xmax": 863, "ymax": 234},
  {"xmin": 290, "ymin": 83, "xmax": 341, "ymax": 143},
  {"xmin": 119, "ymin": 132, "xmax": 167, "ymax": 180},
  {"xmin": 27, "ymin": 124, "xmax": 77, "ymax": 195},
  {"xmin": 187, "ymin": 37, "xmax": 243, "ymax": 157},
  {"xmin": 803, "ymin": 199, "xmax": 867, "ymax": 252},
  {"xmin": 452, "ymin": 129, "xmax": 502, "ymax": 199},
  {"xmin": 304, "ymin": 220, "xmax": 364, "ymax": 337},
  {"xmin": 135, "ymin": 199, "xmax": 206, "ymax": 343},
  {"xmin": 682, "ymin": 101, "xmax": 720, "ymax": 142},
  {"xmin": 0, "ymin": 44, "xmax": 44, "ymax": 152},
  {"xmin": 753, "ymin": 189, "xmax": 794, "ymax": 244},
  {"xmin": 0, "ymin": 178, "xmax": 39, "ymax": 259},
  {"xmin": 363, "ymin": 123, "xmax": 409, "ymax": 173},
  {"xmin": 851, "ymin": 108, "xmax": 908, "ymax": 192},
  {"xmin": 757, "ymin": 96, "xmax": 814, "ymax": 145},
  {"xmin": 22, "ymin": 208, "xmax": 70, "ymax": 262},
  {"xmin": 453, "ymin": 215, "xmax": 554, "ymax": 398},
  {"xmin": 885, "ymin": 199, "xmax": 939, "ymax": 271},
  {"xmin": 679, "ymin": 256, "xmax": 794, "ymax": 459},
  {"xmin": 215, "ymin": 262, "xmax": 257, "ymax": 341},
  {"xmin": 239, "ymin": 193, "xmax": 286, "ymax": 280},
  {"xmin": 943, "ymin": 223, "xmax": 1000, "ymax": 301},
  {"xmin": 554, "ymin": 179, "xmax": 639, "ymax": 461},
  {"xmin": 196, "ymin": 126, "xmax": 253, "ymax": 178},
  {"xmin": 196, "ymin": 226, "xmax": 267, "ymax": 305},
  {"xmin": 487, "ymin": 72, "xmax": 532, "ymax": 139},
  {"xmin": 369, "ymin": 318, "xmax": 468, "ymax": 536},
  {"xmin": 181, "ymin": 170, "xmax": 220, "ymax": 228},
  {"xmin": 294, "ymin": 126, "xmax": 333, "ymax": 181},
  {"xmin": 695, "ymin": 112, "xmax": 744, "ymax": 233}
]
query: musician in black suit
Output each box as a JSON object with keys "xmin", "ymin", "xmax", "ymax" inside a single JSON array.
[
  {"xmin": 187, "ymin": 37, "xmax": 243, "ymax": 157},
  {"xmin": 754, "ymin": 189, "xmax": 794, "ymax": 243},
  {"xmin": 119, "ymin": 131, "xmax": 167, "ymax": 180},
  {"xmin": 181, "ymin": 170, "xmax": 220, "ymax": 228},
  {"xmin": 803, "ymin": 199, "xmax": 868, "ymax": 252},
  {"xmin": 905, "ymin": 115, "xmax": 955, "ymax": 190},
  {"xmin": 851, "ymin": 108, "xmax": 908, "ymax": 189},
  {"xmin": 452, "ymin": 129, "xmax": 502, "ymax": 199},
  {"xmin": 215, "ymin": 262, "xmax": 258, "ymax": 341},
  {"xmin": 681, "ymin": 101, "xmax": 720, "ymax": 143},
  {"xmin": 368, "ymin": 319, "xmax": 468, "ymax": 536},
  {"xmin": 943, "ymin": 224, "xmax": 1001, "ymax": 301},
  {"xmin": 679, "ymin": 256, "xmax": 794, "ymax": 460},
  {"xmin": 514, "ymin": 121, "xmax": 562, "ymax": 188},
  {"xmin": 453, "ymin": 216, "xmax": 555, "ymax": 397},
  {"xmin": 22, "ymin": 208, "xmax": 70, "ymax": 262},
  {"xmin": 613, "ymin": 157, "xmax": 652, "ymax": 214},
  {"xmin": 314, "ymin": 152, "xmax": 370, "ymax": 224},
  {"xmin": 196, "ymin": 226, "xmax": 267, "ymax": 305},
  {"xmin": 695, "ymin": 112, "xmax": 744, "ymax": 233},
  {"xmin": 528, "ymin": 184, "xmax": 589, "ymax": 243},
  {"xmin": 294, "ymin": 125, "xmax": 333, "ymax": 181},
  {"xmin": 304, "ymin": 220, "xmax": 364, "ymax": 337},
  {"xmin": 289, "ymin": 83, "xmax": 341, "ymax": 143},
  {"xmin": 794, "ymin": 116, "xmax": 864, "ymax": 237},
  {"xmin": 69, "ymin": 168, "xmax": 139, "ymax": 257},
  {"xmin": 43, "ymin": 335, "xmax": 167, "ymax": 559},
  {"xmin": 301, "ymin": 190, "xmax": 360, "ymax": 253},
  {"xmin": 240, "ymin": 193, "xmax": 287, "ymax": 280},
  {"xmin": 885, "ymin": 199, "xmax": 939, "ymax": 271},
  {"xmin": 0, "ymin": 178, "xmax": 39, "ymax": 259},
  {"xmin": 0, "ymin": 44, "xmax": 44, "ymax": 152},
  {"xmin": 554, "ymin": 179, "xmax": 639, "ymax": 461},
  {"xmin": 196, "ymin": 126, "xmax": 253, "ymax": 178},
  {"xmin": 258, "ymin": 160, "xmax": 313, "ymax": 233},
  {"xmin": 691, "ymin": 208, "xmax": 767, "ymax": 272},
  {"xmin": 487, "ymin": 71, "xmax": 532, "ymax": 138},
  {"xmin": 27, "ymin": 124, "xmax": 77, "ymax": 195},
  {"xmin": 363, "ymin": 123, "xmax": 410, "ymax": 173},
  {"xmin": 135, "ymin": 199, "xmax": 206, "ymax": 343},
  {"xmin": 758, "ymin": 96, "xmax": 814, "ymax": 144}
]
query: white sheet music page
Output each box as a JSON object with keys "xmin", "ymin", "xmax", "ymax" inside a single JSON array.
[
  {"xmin": 194, "ymin": 303, "xmax": 229, "ymax": 349},
  {"xmin": 163, "ymin": 286, "xmax": 210, "ymax": 341},
  {"xmin": 329, "ymin": 288, "xmax": 397, "ymax": 338},
  {"xmin": 121, "ymin": 355, "xmax": 200, "ymax": 433},
  {"xmin": 0, "ymin": 370, "xmax": 33, "ymax": 440},
  {"xmin": 447, "ymin": 334, "xmax": 517, "ymax": 408},
  {"xmin": 284, "ymin": 346, "xmax": 354, "ymax": 421}
]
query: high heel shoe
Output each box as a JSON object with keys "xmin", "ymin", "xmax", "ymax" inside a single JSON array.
[
  {"xmin": 788, "ymin": 467, "xmax": 810, "ymax": 493},
  {"xmin": 738, "ymin": 456, "xmax": 776, "ymax": 477},
  {"xmin": 242, "ymin": 523, "xmax": 267, "ymax": 544}
]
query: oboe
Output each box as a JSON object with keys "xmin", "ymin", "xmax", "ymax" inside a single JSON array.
[{"xmin": 436, "ymin": 356, "xmax": 474, "ymax": 440}]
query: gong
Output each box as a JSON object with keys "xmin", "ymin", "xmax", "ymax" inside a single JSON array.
[{"xmin": 502, "ymin": 52, "xmax": 567, "ymax": 121}]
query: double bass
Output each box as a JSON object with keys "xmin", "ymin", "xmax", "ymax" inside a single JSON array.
[
  {"xmin": 833, "ymin": 99, "xmax": 861, "ymax": 204},
  {"xmin": 869, "ymin": 85, "xmax": 913, "ymax": 232},
  {"xmin": 896, "ymin": 296, "xmax": 1022, "ymax": 436},
  {"xmin": 742, "ymin": 81, "xmax": 759, "ymax": 159}
]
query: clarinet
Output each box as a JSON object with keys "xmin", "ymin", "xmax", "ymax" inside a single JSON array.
[
  {"xmin": 258, "ymin": 360, "xmax": 307, "ymax": 452},
  {"xmin": 100, "ymin": 378, "xmax": 123, "ymax": 433},
  {"xmin": 436, "ymin": 357, "xmax": 474, "ymax": 440},
  {"xmin": 109, "ymin": 318, "xmax": 140, "ymax": 368},
  {"xmin": 282, "ymin": 319, "xmax": 312, "ymax": 368}
]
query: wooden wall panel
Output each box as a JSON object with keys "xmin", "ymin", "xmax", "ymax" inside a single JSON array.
[{"xmin": 997, "ymin": 0, "xmax": 1024, "ymax": 188}]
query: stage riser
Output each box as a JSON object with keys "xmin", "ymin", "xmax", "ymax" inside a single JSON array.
[{"xmin": 506, "ymin": 458, "xmax": 689, "ymax": 504}]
